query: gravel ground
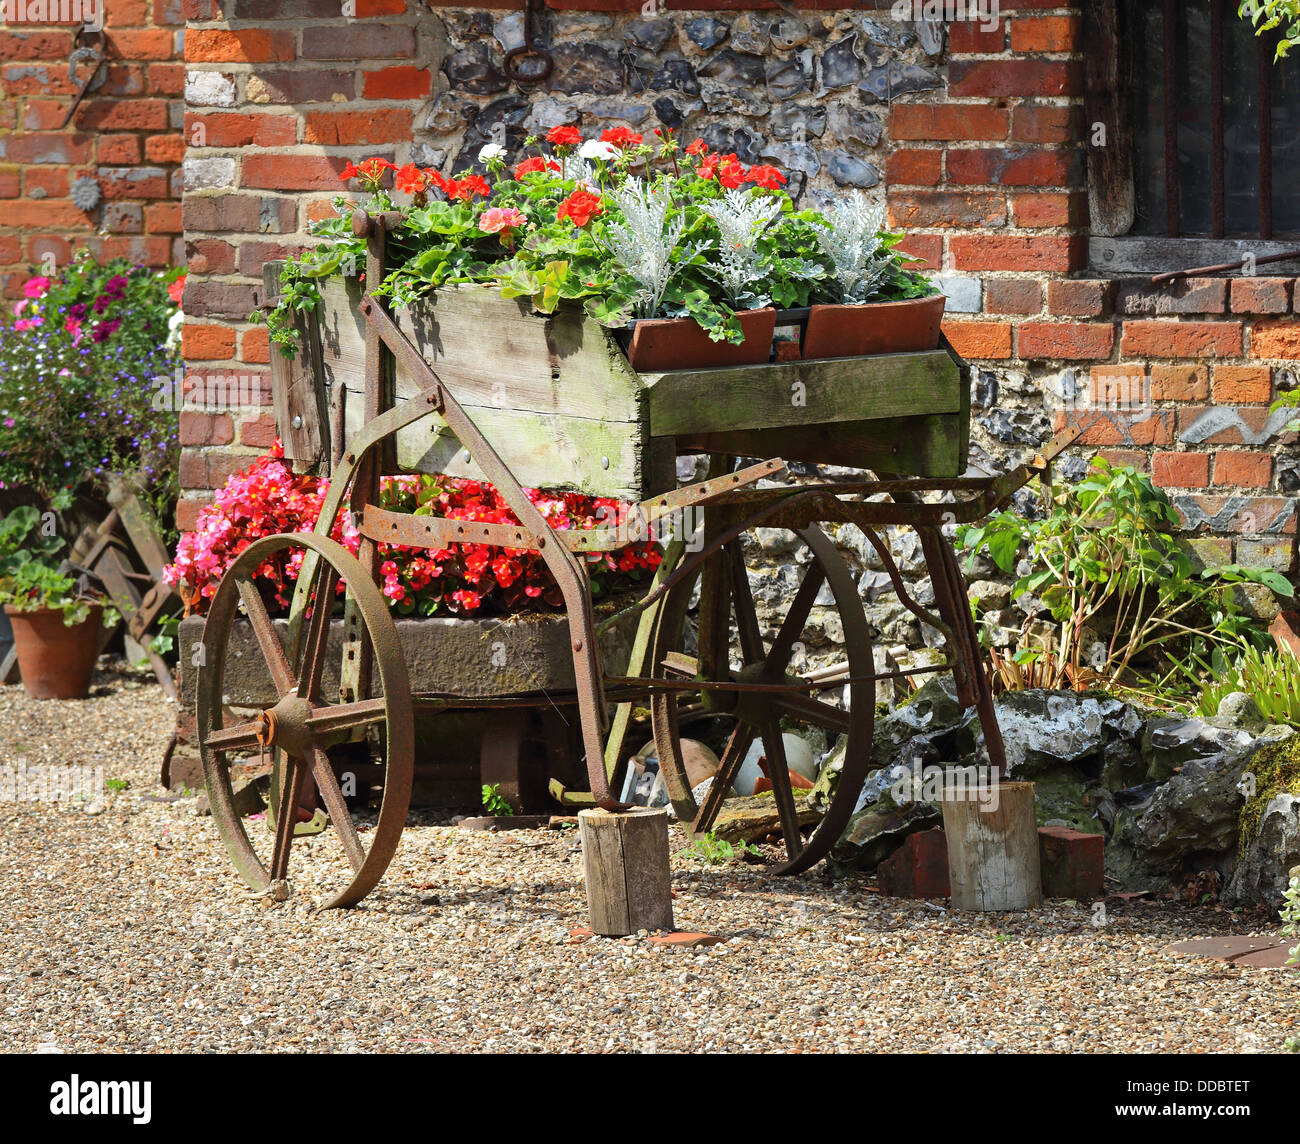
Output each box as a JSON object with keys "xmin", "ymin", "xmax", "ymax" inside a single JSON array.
[{"xmin": 1, "ymin": 667, "xmax": 1297, "ymax": 1054}]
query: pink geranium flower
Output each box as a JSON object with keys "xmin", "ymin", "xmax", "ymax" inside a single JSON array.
[{"xmin": 23, "ymin": 277, "xmax": 51, "ymax": 299}]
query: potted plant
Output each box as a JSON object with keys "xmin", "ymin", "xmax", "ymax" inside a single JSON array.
[
  {"xmin": 0, "ymin": 499, "xmax": 113, "ymax": 699},
  {"xmin": 800, "ymin": 193, "xmax": 945, "ymax": 360}
]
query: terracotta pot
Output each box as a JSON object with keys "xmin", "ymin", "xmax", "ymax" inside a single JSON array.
[
  {"xmin": 1270, "ymin": 609, "xmax": 1300, "ymax": 658},
  {"xmin": 802, "ymin": 293, "xmax": 947, "ymax": 359},
  {"xmin": 4, "ymin": 604, "xmax": 102, "ymax": 700},
  {"xmin": 625, "ymin": 308, "xmax": 776, "ymax": 372}
]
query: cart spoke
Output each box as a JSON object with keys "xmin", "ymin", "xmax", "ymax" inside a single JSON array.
[
  {"xmin": 771, "ymin": 690, "xmax": 853, "ymax": 733},
  {"xmin": 297, "ymin": 562, "xmax": 339, "ymax": 701},
  {"xmin": 311, "ymin": 748, "xmax": 364, "ymax": 873},
  {"xmin": 764, "ymin": 559, "xmax": 825, "ymax": 676},
  {"xmin": 693, "ymin": 722, "xmax": 756, "ymax": 833},
  {"xmin": 727, "ymin": 543, "xmax": 765, "ymax": 665},
  {"xmin": 304, "ymin": 697, "xmax": 388, "ymax": 737},
  {"xmin": 238, "ymin": 579, "xmax": 295, "ymax": 697},
  {"xmin": 204, "ymin": 719, "xmax": 264, "ymax": 754},
  {"xmin": 269, "ymin": 755, "xmax": 306, "ymax": 882},
  {"xmin": 760, "ymin": 721, "xmax": 803, "ymax": 855}
]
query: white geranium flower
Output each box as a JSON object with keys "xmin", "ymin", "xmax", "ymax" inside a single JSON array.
[
  {"xmin": 478, "ymin": 143, "xmax": 507, "ymax": 163},
  {"xmin": 578, "ymin": 139, "xmax": 618, "ymax": 163}
]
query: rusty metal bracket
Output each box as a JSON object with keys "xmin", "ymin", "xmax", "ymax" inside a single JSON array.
[
  {"xmin": 504, "ymin": 0, "xmax": 554, "ymax": 85},
  {"xmin": 60, "ymin": 27, "xmax": 105, "ymax": 129}
]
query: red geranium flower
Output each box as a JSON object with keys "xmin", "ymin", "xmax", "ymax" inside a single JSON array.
[
  {"xmin": 599, "ymin": 127, "xmax": 643, "ymax": 149},
  {"xmin": 340, "ymin": 157, "xmax": 397, "ymax": 184},
  {"xmin": 450, "ymin": 174, "xmax": 492, "ymax": 201},
  {"xmin": 744, "ymin": 164, "xmax": 787, "ymax": 191},
  {"xmin": 395, "ymin": 163, "xmax": 431, "ymax": 196},
  {"xmin": 684, "ymin": 138, "xmax": 709, "ymax": 157},
  {"xmin": 514, "ymin": 155, "xmax": 560, "ymax": 179},
  {"xmin": 546, "ymin": 125, "xmax": 582, "ymax": 147},
  {"xmin": 557, "ymin": 187, "xmax": 603, "ymax": 228},
  {"xmin": 167, "ymin": 274, "xmax": 186, "ymax": 305}
]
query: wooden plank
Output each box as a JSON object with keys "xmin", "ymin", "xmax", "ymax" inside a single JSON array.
[
  {"xmin": 642, "ymin": 350, "xmax": 960, "ymax": 437},
  {"xmin": 1089, "ymin": 236, "xmax": 1300, "ymax": 275},
  {"xmin": 1084, "ymin": 0, "xmax": 1134, "ymax": 238},
  {"xmin": 105, "ymin": 473, "xmax": 174, "ymax": 582},
  {"xmin": 264, "ymin": 263, "xmax": 329, "ymax": 472},
  {"xmin": 673, "ymin": 412, "xmax": 965, "ymax": 479},
  {"xmin": 941, "ymin": 781, "xmax": 1043, "ymax": 912},
  {"xmin": 318, "ymin": 281, "xmax": 651, "ymax": 499},
  {"xmin": 579, "ymin": 808, "xmax": 674, "ymax": 936}
]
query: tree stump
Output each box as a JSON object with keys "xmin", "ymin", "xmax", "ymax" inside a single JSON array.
[
  {"xmin": 578, "ymin": 807, "xmax": 674, "ymax": 936},
  {"xmin": 941, "ymin": 781, "xmax": 1042, "ymax": 911}
]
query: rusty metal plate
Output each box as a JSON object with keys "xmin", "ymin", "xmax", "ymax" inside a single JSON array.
[{"xmin": 1167, "ymin": 936, "xmax": 1300, "ymax": 970}]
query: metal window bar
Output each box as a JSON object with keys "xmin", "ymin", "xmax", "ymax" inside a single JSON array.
[{"xmin": 1160, "ymin": 0, "xmax": 1276, "ymax": 239}]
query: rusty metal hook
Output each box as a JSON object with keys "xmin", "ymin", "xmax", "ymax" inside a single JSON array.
[
  {"xmin": 504, "ymin": 0, "xmax": 554, "ymax": 85},
  {"xmin": 60, "ymin": 25, "xmax": 105, "ymax": 130}
]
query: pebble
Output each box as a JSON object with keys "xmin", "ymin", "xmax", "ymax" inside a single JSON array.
[{"xmin": 2, "ymin": 666, "xmax": 1297, "ymax": 1053}]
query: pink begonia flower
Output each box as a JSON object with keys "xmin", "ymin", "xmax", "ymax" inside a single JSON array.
[
  {"xmin": 23, "ymin": 277, "xmax": 51, "ymax": 299},
  {"xmin": 478, "ymin": 207, "xmax": 526, "ymax": 236},
  {"xmin": 13, "ymin": 318, "xmax": 41, "ymax": 331}
]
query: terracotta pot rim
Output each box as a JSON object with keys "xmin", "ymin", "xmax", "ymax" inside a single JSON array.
[
  {"xmin": 3, "ymin": 603, "xmax": 102, "ymax": 620},
  {"xmin": 809, "ymin": 294, "xmax": 944, "ymax": 310}
]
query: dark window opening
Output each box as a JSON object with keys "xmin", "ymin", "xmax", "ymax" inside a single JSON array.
[{"xmin": 1125, "ymin": 0, "xmax": 1300, "ymax": 239}]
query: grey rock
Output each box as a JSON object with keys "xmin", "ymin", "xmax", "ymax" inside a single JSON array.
[
  {"xmin": 859, "ymin": 62, "xmax": 943, "ymax": 103},
  {"xmin": 1215, "ymin": 692, "xmax": 1268, "ymax": 735},
  {"xmin": 859, "ymin": 16, "xmax": 916, "ymax": 51},
  {"xmin": 727, "ymin": 13, "xmax": 770, "ymax": 54},
  {"xmin": 1225, "ymin": 793, "xmax": 1300, "ymax": 906},
  {"xmin": 770, "ymin": 102, "xmax": 826, "ymax": 141},
  {"xmin": 548, "ymin": 43, "xmax": 622, "ymax": 95},
  {"xmin": 698, "ymin": 79, "xmax": 768, "ymax": 117},
  {"xmin": 697, "ymin": 49, "xmax": 766, "ymax": 89},
  {"xmin": 492, "ymin": 12, "xmax": 525, "ymax": 53},
  {"xmin": 828, "ymin": 801, "xmax": 941, "ymax": 874},
  {"xmin": 647, "ymin": 57, "xmax": 700, "ymax": 96},
  {"xmin": 444, "ymin": 43, "xmax": 508, "ymax": 96},
  {"xmin": 933, "ymin": 275, "xmax": 982, "ymax": 314},
  {"xmin": 584, "ymin": 99, "xmax": 652, "ymax": 125},
  {"xmin": 698, "ymin": 124, "xmax": 762, "ymax": 166},
  {"xmin": 974, "ymin": 372, "xmax": 998, "ymax": 408},
  {"xmin": 1134, "ymin": 750, "xmax": 1255, "ymax": 866},
  {"xmin": 915, "ymin": 17, "xmax": 946, "ymax": 57},
  {"xmin": 818, "ymin": 37, "xmax": 862, "ymax": 91},
  {"xmin": 553, "ymin": 13, "xmax": 614, "ymax": 37},
  {"xmin": 771, "ymin": 18, "xmax": 810, "ymax": 51},
  {"xmin": 826, "ymin": 151, "xmax": 881, "ymax": 189},
  {"xmin": 410, "ymin": 145, "xmax": 447, "ymax": 170},
  {"xmin": 825, "ymin": 100, "xmax": 882, "ymax": 149},
  {"xmin": 685, "ymin": 16, "xmax": 729, "ymax": 50},
  {"xmin": 979, "ymin": 408, "xmax": 1052, "ymax": 446},
  {"xmin": 625, "ymin": 18, "xmax": 675, "ymax": 52},
  {"xmin": 765, "ymin": 55, "xmax": 809, "ymax": 100},
  {"xmin": 652, "ymin": 96, "xmax": 698, "ymax": 131},
  {"xmin": 423, "ymin": 94, "xmax": 478, "ymax": 136},
  {"xmin": 759, "ymin": 141, "xmax": 820, "ymax": 179}
]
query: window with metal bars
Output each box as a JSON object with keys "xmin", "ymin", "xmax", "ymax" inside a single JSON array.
[{"xmin": 1087, "ymin": 0, "xmax": 1300, "ymax": 271}]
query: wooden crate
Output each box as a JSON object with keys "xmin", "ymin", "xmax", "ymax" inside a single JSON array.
[{"xmin": 273, "ymin": 273, "xmax": 969, "ymax": 491}]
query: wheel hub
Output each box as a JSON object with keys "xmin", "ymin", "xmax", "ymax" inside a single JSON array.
[{"xmin": 257, "ymin": 693, "xmax": 315, "ymax": 758}]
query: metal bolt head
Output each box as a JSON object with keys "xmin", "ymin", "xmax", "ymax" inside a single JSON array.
[
  {"xmin": 291, "ymin": 415, "xmax": 303, "ymax": 430},
  {"xmin": 601, "ymin": 456, "xmax": 610, "ymax": 470}
]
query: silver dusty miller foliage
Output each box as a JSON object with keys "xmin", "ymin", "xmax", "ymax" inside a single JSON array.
[
  {"xmin": 603, "ymin": 178, "xmax": 693, "ymax": 318},
  {"xmin": 813, "ymin": 192, "xmax": 892, "ymax": 304},
  {"xmin": 705, "ymin": 187, "xmax": 782, "ymax": 309}
]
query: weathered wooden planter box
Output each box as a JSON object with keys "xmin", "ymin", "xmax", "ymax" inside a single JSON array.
[{"xmin": 288, "ymin": 279, "xmax": 969, "ymax": 491}]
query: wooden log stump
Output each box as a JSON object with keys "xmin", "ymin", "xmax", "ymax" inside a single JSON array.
[
  {"xmin": 578, "ymin": 807, "xmax": 674, "ymax": 936},
  {"xmin": 941, "ymin": 781, "xmax": 1042, "ymax": 911}
]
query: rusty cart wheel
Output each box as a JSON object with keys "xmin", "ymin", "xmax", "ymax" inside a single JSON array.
[
  {"xmin": 650, "ymin": 523, "xmax": 874, "ymax": 874},
  {"xmin": 196, "ymin": 533, "xmax": 413, "ymax": 909}
]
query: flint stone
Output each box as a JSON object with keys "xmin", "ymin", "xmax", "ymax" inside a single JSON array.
[
  {"xmin": 1225, "ymin": 793, "xmax": 1300, "ymax": 906},
  {"xmin": 826, "ymin": 101, "xmax": 882, "ymax": 149},
  {"xmin": 493, "ymin": 12, "xmax": 525, "ymax": 53},
  {"xmin": 444, "ymin": 42, "xmax": 508, "ymax": 96},
  {"xmin": 727, "ymin": 14, "xmax": 770, "ymax": 54},
  {"xmin": 770, "ymin": 102, "xmax": 826, "ymax": 141},
  {"xmin": 818, "ymin": 37, "xmax": 861, "ymax": 91},
  {"xmin": 686, "ymin": 17, "xmax": 729, "ymax": 50},
  {"xmin": 759, "ymin": 141, "xmax": 820, "ymax": 179},
  {"xmin": 424, "ymin": 94, "xmax": 478, "ymax": 136},
  {"xmin": 548, "ymin": 44, "xmax": 622, "ymax": 95},
  {"xmin": 766, "ymin": 55, "xmax": 809, "ymax": 100},
  {"xmin": 698, "ymin": 124, "xmax": 762, "ymax": 166},
  {"xmin": 697, "ymin": 50, "xmax": 766, "ymax": 89},
  {"xmin": 859, "ymin": 62, "xmax": 942, "ymax": 103},
  {"xmin": 772, "ymin": 18, "xmax": 810, "ymax": 50},
  {"xmin": 626, "ymin": 18, "xmax": 675, "ymax": 52},
  {"xmin": 827, "ymin": 151, "xmax": 880, "ymax": 188},
  {"xmin": 647, "ymin": 58, "xmax": 700, "ymax": 96},
  {"xmin": 698, "ymin": 79, "xmax": 768, "ymax": 117},
  {"xmin": 828, "ymin": 801, "xmax": 941, "ymax": 874}
]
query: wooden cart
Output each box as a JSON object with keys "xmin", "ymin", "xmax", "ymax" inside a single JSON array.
[{"xmin": 195, "ymin": 212, "xmax": 1074, "ymax": 908}]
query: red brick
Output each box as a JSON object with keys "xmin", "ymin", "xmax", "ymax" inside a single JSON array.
[
  {"xmin": 1215, "ymin": 451, "xmax": 1272, "ymax": 488},
  {"xmin": 24, "ymin": 167, "xmax": 67, "ymax": 198},
  {"xmin": 300, "ymin": 24, "xmax": 415, "ymax": 59},
  {"xmin": 1010, "ymin": 15, "xmax": 1083, "ymax": 54},
  {"xmin": 185, "ymin": 112, "xmax": 299, "ymax": 149},
  {"xmin": 877, "ymin": 829, "xmax": 950, "ymax": 899},
  {"xmin": 108, "ymin": 29, "xmax": 177, "ymax": 61},
  {"xmin": 1117, "ymin": 278, "xmax": 1227, "ymax": 316},
  {"xmin": 1095, "ymin": 449, "xmax": 1147, "ymax": 471},
  {"xmin": 0, "ymin": 237, "xmax": 21, "ymax": 263},
  {"xmin": 238, "ymin": 412, "xmax": 278, "ymax": 447},
  {"xmin": 1052, "ymin": 409, "xmax": 1175, "ymax": 446},
  {"xmin": 1231, "ymin": 278, "xmax": 1291, "ymax": 314},
  {"xmin": 95, "ymin": 64, "xmax": 146, "ymax": 99},
  {"xmin": 886, "ymin": 148, "xmax": 942, "ymax": 186},
  {"xmin": 362, "ymin": 66, "xmax": 433, "ymax": 101},
  {"xmin": 1011, "ymin": 191, "xmax": 1086, "ymax": 228},
  {"xmin": 950, "ymin": 235, "xmax": 1084, "ymax": 272},
  {"xmin": 22, "ymin": 100, "xmax": 67, "ymax": 131},
  {"xmin": 146, "ymin": 134, "xmax": 186, "ymax": 164},
  {"xmin": 1047, "ymin": 279, "xmax": 1113, "ymax": 318},
  {"xmin": 179, "ymin": 449, "xmax": 257, "ymax": 490},
  {"xmin": 941, "ymin": 320, "xmax": 1013, "ymax": 360},
  {"xmin": 76, "ymin": 99, "xmax": 169, "ymax": 132},
  {"xmin": 1088, "ymin": 366, "xmax": 1147, "ymax": 408},
  {"xmin": 890, "ymin": 104, "xmax": 1008, "ymax": 142},
  {"xmin": 2, "ymin": 65, "xmax": 79, "ymax": 97},
  {"xmin": 1037, "ymin": 827, "xmax": 1103, "ymax": 900},
  {"xmin": 895, "ymin": 235, "xmax": 942, "ymax": 272},
  {"xmin": 949, "ymin": 59, "xmax": 1082, "ymax": 98},
  {"xmin": 1149, "ymin": 364, "xmax": 1209, "ymax": 402},
  {"xmin": 1121, "ymin": 321, "xmax": 1242, "ymax": 358},
  {"xmin": 149, "ymin": 63, "xmax": 187, "ymax": 96},
  {"xmin": 1, "ymin": 200, "xmax": 88, "ymax": 227},
  {"xmin": 888, "ymin": 191, "xmax": 1005, "ymax": 229},
  {"xmin": 176, "ymin": 496, "xmax": 212, "ymax": 533},
  {"xmin": 1153, "ymin": 452, "xmax": 1210, "ymax": 488},
  {"xmin": 303, "ymin": 109, "xmax": 414, "ymax": 146},
  {"xmin": 1251, "ymin": 320, "xmax": 1300, "ymax": 359},
  {"xmin": 182, "ymin": 324, "xmax": 237, "ymax": 360},
  {"xmin": 0, "ymin": 169, "xmax": 18, "ymax": 199},
  {"xmin": 237, "ymin": 241, "xmax": 303, "ymax": 278},
  {"xmin": 183, "ymin": 239, "xmax": 236, "ymax": 276},
  {"xmin": 185, "ymin": 28, "xmax": 296, "ymax": 64},
  {"xmin": 240, "ymin": 327, "xmax": 271, "ymax": 365},
  {"xmin": 1019, "ymin": 322, "xmax": 1114, "ymax": 360},
  {"xmin": 1212, "ymin": 366, "xmax": 1272, "ymax": 404},
  {"xmin": 97, "ymin": 167, "xmax": 170, "ymax": 201},
  {"xmin": 1175, "ymin": 495, "xmax": 1296, "ymax": 534},
  {"xmin": 1176, "ymin": 405, "xmax": 1295, "ymax": 445},
  {"xmin": 96, "ymin": 135, "xmax": 142, "ymax": 165},
  {"xmin": 243, "ymin": 153, "xmax": 366, "ymax": 192},
  {"xmin": 4, "ymin": 133, "xmax": 92, "ymax": 164},
  {"xmin": 985, "ymin": 278, "xmax": 1042, "ymax": 315},
  {"xmin": 0, "ymin": 31, "xmax": 73, "ymax": 61},
  {"xmin": 948, "ymin": 19, "xmax": 1006, "ymax": 53},
  {"xmin": 146, "ymin": 201, "xmax": 183, "ymax": 234},
  {"xmin": 1010, "ymin": 104, "xmax": 1077, "ymax": 143},
  {"xmin": 947, "ymin": 147, "xmax": 1071, "ymax": 187},
  {"xmin": 357, "ymin": 0, "xmax": 410, "ymax": 11},
  {"xmin": 304, "ymin": 198, "xmax": 341, "ymax": 225},
  {"xmin": 179, "ymin": 411, "xmax": 234, "ymax": 446},
  {"xmin": 108, "ymin": 0, "xmax": 151, "ymax": 22}
]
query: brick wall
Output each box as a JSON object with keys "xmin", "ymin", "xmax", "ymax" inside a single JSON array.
[
  {"xmin": 175, "ymin": 1, "xmax": 1297, "ymax": 573},
  {"xmin": 0, "ymin": 0, "xmax": 185, "ymax": 296}
]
